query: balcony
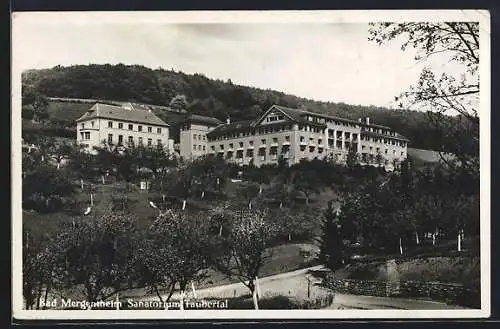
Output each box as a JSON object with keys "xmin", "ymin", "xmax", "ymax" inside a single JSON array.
[
  {"xmin": 259, "ymin": 144, "xmax": 267, "ymax": 149},
  {"xmin": 282, "ymin": 141, "xmax": 291, "ymax": 146},
  {"xmin": 270, "ymin": 142, "xmax": 279, "ymax": 148}
]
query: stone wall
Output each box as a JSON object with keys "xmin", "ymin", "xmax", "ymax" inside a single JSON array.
[{"xmin": 323, "ymin": 274, "xmax": 479, "ymax": 308}]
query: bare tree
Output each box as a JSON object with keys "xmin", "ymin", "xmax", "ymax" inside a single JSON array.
[
  {"xmin": 369, "ymin": 22, "xmax": 479, "ymax": 172},
  {"xmin": 215, "ymin": 208, "xmax": 278, "ymax": 309}
]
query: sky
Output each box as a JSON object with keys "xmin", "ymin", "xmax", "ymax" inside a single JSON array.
[{"xmin": 13, "ymin": 13, "xmax": 466, "ymax": 108}]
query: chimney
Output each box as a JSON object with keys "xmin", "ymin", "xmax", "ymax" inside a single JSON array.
[
  {"xmin": 226, "ymin": 117, "xmax": 231, "ymax": 124},
  {"xmin": 366, "ymin": 117, "xmax": 370, "ymax": 125}
]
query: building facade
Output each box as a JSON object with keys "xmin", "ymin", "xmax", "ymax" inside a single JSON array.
[
  {"xmin": 201, "ymin": 105, "xmax": 409, "ymax": 169},
  {"xmin": 75, "ymin": 102, "xmax": 171, "ymax": 152},
  {"xmin": 179, "ymin": 115, "xmax": 223, "ymax": 159}
]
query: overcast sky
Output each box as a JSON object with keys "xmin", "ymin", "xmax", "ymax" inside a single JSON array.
[{"xmin": 13, "ymin": 15, "xmax": 466, "ymax": 108}]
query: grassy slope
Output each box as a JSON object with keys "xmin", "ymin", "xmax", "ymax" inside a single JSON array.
[
  {"xmin": 330, "ymin": 239, "xmax": 480, "ymax": 288},
  {"xmin": 47, "ymin": 101, "xmax": 92, "ymax": 123}
]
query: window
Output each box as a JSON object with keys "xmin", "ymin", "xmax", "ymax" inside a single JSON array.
[
  {"xmin": 138, "ymin": 137, "xmax": 143, "ymax": 145},
  {"xmin": 220, "ymin": 145, "xmax": 224, "ymax": 150},
  {"xmin": 211, "ymin": 146, "xmax": 215, "ymax": 151},
  {"xmin": 385, "ymin": 149, "xmax": 388, "ymax": 154},
  {"xmin": 128, "ymin": 124, "xmax": 133, "ymax": 130},
  {"xmin": 318, "ymin": 139, "xmax": 322, "ymax": 145},
  {"xmin": 229, "ymin": 143, "xmax": 234, "ymax": 149},
  {"xmin": 138, "ymin": 125, "xmax": 143, "ymax": 132},
  {"xmin": 249, "ymin": 140, "xmax": 254, "ymax": 146},
  {"xmin": 193, "ymin": 144, "xmax": 197, "ymax": 150},
  {"xmin": 203, "ymin": 135, "xmax": 206, "ymax": 141},
  {"xmin": 362, "ymin": 145, "xmax": 366, "ymax": 150},
  {"xmin": 261, "ymin": 139, "xmax": 266, "ymax": 144},
  {"xmin": 118, "ymin": 135, "xmax": 123, "ymax": 144},
  {"xmin": 285, "ymin": 136, "xmax": 290, "ymax": 141},
  {"xmin": 193, "ymin": 134, "xmax": 197, "ymax": 140},
  {"xmin": 148, "ymin": 127, "xmax": 152, "ymax": 133},
  {"xmin": 91, "ymin": 121, "xmax": 95, "ymax": 128},
  {"xmin": 376, "ymin": 147, "xmax": 380, "ymax": 152},
  {"xmin": 148, "ymin": 138, "xmax": 152, "ymax": 146},
  {"xmin": 157, "ymin": 128, "xmax": 162, "ymax": 134},
  {"xmin": 84, "ymin": 132, "xmax": 90, "ymax": 140},
  {"xmin": 108, "ymin": 121, "xmax": 113, "ymax": 128},
  {"xmin": 353, "ymin": 133, "xmax": 358, "ymax": 140},
  {"xmin": 401, "ymin": 151, "xmax": 405, "ymax": 156},
  {"xmin": 157, "ymin": 139, "xmax": 162, "ymax": 146},
  {"xmin": 239, "ymin": 142, "xmax": 244, "ymax": 148},
  {"xmin": 198, "ymin": 145, "xmax": 202, "ymax": 151},
  {"xmin": 118, "ymin": 123, "xmax": 123, "ymax": 129},
  {"xmin": 107, "ymin": 134, "xmax": 113, "ymax": 144},
  {"xmin": 203, "ymin": 145, "xmax": 206, "ymax": 151},
  {"xmin": 272, "ymin": 138, "xmax": 278, "ymax": 143},
  {"xmin": 128, "ymin": 136, "xmax": 134, "ymax": 145}
]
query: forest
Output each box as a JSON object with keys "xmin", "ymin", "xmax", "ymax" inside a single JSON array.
[{"xmin": 22, "ymin": 64, "xmax": 458, "ymax": 151}]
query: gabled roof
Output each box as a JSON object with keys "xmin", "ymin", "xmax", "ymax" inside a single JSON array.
[
  {"xmin": 76, "ymin": 103, "xmax": 169, "ymax": 127},
  {"xmin": 272, "ymin": 105, "xmax": 385, "ymax": 128}
]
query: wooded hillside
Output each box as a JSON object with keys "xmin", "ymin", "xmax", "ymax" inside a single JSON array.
[{"xmin": 23, "ymin": 64, "xmax": 449, "ymax": 150}]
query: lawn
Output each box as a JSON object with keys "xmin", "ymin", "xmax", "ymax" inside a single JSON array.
[{"xmin": 47, "ymin": 101, "xmax": 93, "ymax": 124}]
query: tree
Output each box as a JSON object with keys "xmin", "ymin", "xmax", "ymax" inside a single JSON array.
[
  {"xmin": 22, "ymin": 85, "xmax": 49, "ymax": 122},
  {"xmin": 67, "ymin": 144, "xmax": 96, "ymax": 190},
  {"xmin": 291, "ymin": 163, "xmax": 322, "ymax": 205},
  {"xmin": 318, "ymin": 202, "xmax": 346, "ymax": 270},
  {"xmin": 93, "ymin": 141, "xmax": 120, "ymax": 184},
  {"xmin": 22, "ymin": 164, "xmax": 76, "ymax": 212},
  {"xmin": 169, "ymin": 94, "xmax": 189, "ymax": 112},
  {"xmin": 135, "ymin": 210, "xmax": 216, "ymax": 309},
  {"xmin": 50, "ymin": 141, "xmax": 75, "ymax": 170},
  {"xmin": 368, "ymin": 22, "xmax": 479, "ymax": 172},
  {"xmin": 214, "ymin": 208, "xmax": 279, "ymax": 309},
  {"xmin": 23, "ymin": 229, "xmax": 54, "ymax": 309},
  {"xmin": 51, "ymin": 211, "xmax": 138, "ymax": 304}
]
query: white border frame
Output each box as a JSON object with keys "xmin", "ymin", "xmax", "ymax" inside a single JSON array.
[{"xmin": 11, "ymin": 9, "xmax": 491, "ymax": 320}]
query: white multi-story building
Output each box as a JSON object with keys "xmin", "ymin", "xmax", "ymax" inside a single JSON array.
[
  {"xmin": 200, "ymin": 105, "xmax": 409, "ymax": 169},
  {"xmin": 75, "ymin": 102, "xmax": 171, "ymax": 152}
]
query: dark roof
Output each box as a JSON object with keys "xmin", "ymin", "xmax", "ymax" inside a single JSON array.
[
  {"xmin": 76, "ymin": 103, "xmax": 169, "ymax": 127},
  {"xmin": 273, "ymin": 105, "xmax": 390, "ymax": 129},
  {"xmin": 184, "ymin": 114, "xmax": 223, "ymax": 126},
  {"xmin": 361, "ymin": 130, "xmax": 409, "ymax": 142},
  {"xmin": 271, "ymin": 106, "xmax": 327, "ymax": 128},
  {"xmin": 207, "ymin": 120, "xmax": 256, "ymax": 136}
]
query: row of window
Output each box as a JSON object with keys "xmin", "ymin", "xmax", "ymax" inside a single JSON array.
[
  {"xmin": 193, "ymin": 133, "xmax": 206, "ymax": 141},
  {"xmin": 80, "ymin": 121, "xmax": 162, "ymax": 134},
  {"xmin": 361, "ymin": 135, "xmax": 407, "ymax": 147},
  {"xmin": 210, "ymin": 125, "xmax": 294, "ymax": 141},
  {"xmin": 193, "ymin": 144, "xmax": 206, "ymax": 151},
  {"xmin": 326, "ymin": 130, "xmax": 359, "ymax": 140},
  {"xmin": 107, "ymin": 134, "xmax": 162, "ymax": 147},
  {"xmin": 361, "ymin": 126, "xmax": 398, "ymax": 137},
  {"xmin": 361, "ymin": 144, "xmax": 405, "ymax": 156},
  {"xmin": 306, "ymin": 115, "xmax": 359, "ymax": 128},
  {"xmin": 265, "ymin": 114, "xmax": 284, "ymax": 122}
]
